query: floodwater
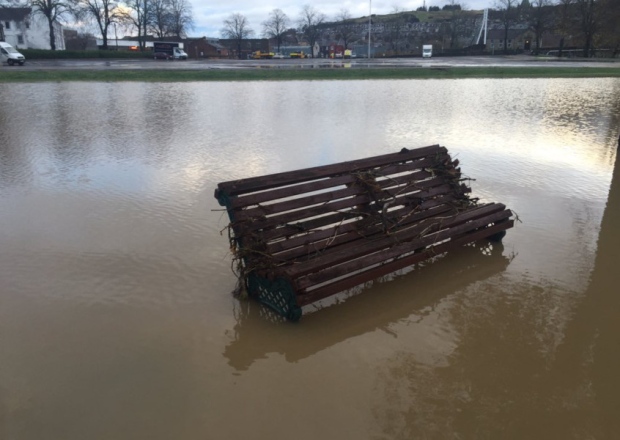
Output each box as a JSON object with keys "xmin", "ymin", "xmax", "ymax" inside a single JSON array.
[{"xmin": 1, "ymin": 78, "xmax": 619, "ymax": 440}]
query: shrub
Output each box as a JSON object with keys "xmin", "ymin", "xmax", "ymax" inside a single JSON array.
[{"xmin": 20, "ymin": 49, "xmax": 153, "ymax": 60}]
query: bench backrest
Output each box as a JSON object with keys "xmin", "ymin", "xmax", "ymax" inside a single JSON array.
[{"xmin": 215, "ymin": 145, "xmax": 473, "ymax": 269}]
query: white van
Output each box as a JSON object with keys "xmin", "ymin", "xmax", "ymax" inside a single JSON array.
[
  {"xmin": 173, "ymin": 47, "xmax": 188, "ymax": 60},
  {"xmin": 422, "ymin": 45, "xmax": 433, "ymax": 58},
  {"xmin": 0, "ymin": 42, "xmax": 26, "ymax": 66}
]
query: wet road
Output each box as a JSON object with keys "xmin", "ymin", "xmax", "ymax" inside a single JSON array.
[{"xmin": 4, "ymin": 55, "xmax": 620, "ymax": 71}]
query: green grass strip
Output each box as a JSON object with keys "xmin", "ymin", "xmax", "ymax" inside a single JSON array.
[{"xmin": 1, "ymin": 66, "xmax": 619, "ymax": 82}]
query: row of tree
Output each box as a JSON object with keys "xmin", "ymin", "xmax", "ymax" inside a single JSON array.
[
  {"xmin": 1, "ymin": 0, "xmax": 193, "ymax": 50},
  {"xmin": 222, "ymin": 0, "xmax": 619, "ymax": 59},
  {"xmin": 496, "ymin": 0, "xmax": 620, "ymax": 56},
  {"xmin": 221, "ymin": 5, "xmax": 328, "ymax": 56}
]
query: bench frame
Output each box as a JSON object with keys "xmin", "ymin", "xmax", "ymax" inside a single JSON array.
[{"xmin": 215, "ymin": 145, "xmax": 514, "ymax": 321}]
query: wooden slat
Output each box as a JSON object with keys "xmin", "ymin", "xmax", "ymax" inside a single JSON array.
[
  {"xmin": 258, "ymin": 196, "xmax": 458, "ymax": 243},
  {"xmin": 294, "ymin": 209, "xmax": 512, "ymax": 291},
  {"xmin": 236, "ymin": 184, "xmax": 456, "ymax": 235},
  {"xmin": 296, "ymin": 220, "xmax": 514, "ymax": 306},
  {"xmin": 235, "ymin": 173, "xmax": 445, "ymax": 221},
  {"xmin": 285, "ymin": 203, "xmax": 508, "ymax": 281},
  {"xmin": 269, "ymin": 204, "xmax": 457, "ymax": 262},
  {"xmin": 217, "ymin": 145, "xmax": 445, "ymax": 196},
  {"xmin": 266, "ymin": 201, "xmax": 453, "ymax": 255},
  {"xmin": 227, "ymin": 156, "xmax": 447, "ymax": 209}
]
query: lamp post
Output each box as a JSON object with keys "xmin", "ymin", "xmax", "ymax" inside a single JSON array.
[{"xmin": 368, "ymin": 0, "xmax": 371, "ymax": 59}]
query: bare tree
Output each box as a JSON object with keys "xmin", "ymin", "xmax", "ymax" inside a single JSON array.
[
  {"xmin": 527, "ymin": 0, "xmax": 553, "ymax": 55},
  {"xmin": 574, "ymin": 0, "xmax": 600, "ymax": 57},
  {"xmin": 599, "ymin": 0, "xmax": 620, "ymax": 56},
  {"xmin": 149, "ymin": 0, "xmax": 170, "ymax": 39},
  {"xmin": 221, "ymin": 12, "xmax": 253, "ymax": 59},
  {"xmin": 262, "ymin": 8, "xmax": 289, "ymax": 53},
  {"xmin": 384, "ymin": 9, "xmax": 410, "ymax": 54},
  {"xmin": 298, "ymin": 4, "xmax": 325, "ymax": 57},
  {"xmin": 556, "ymin": 0, "xmax": 575, "ymax": 57},
  {"xmin": 65, "ymin": 30, "xmax": 95, "ymax": 49},
  {"xmin": 443, "ymin": 0, "xmax": 467, "ymax": 49},
  {"xmin": 29, "ymin": 0, "xmax": 71, "ymax": 49},
  {"xmin": 74, "ymin": 0, "xmax": 122, "ymax": 49},
  {"xmin": 167, "ymin": 0, "xmax": 192, "ymax": 38},
  {"xmin": 496, "ymin": 0, "xmax": 519, "ymax": 53},
  {"xmin": 119, "ymin": 0, "xmax": 149, "ymax": 50},
  {"xmin": 335, "ymin": 8, "xmax": 356, "ymax": 49}
]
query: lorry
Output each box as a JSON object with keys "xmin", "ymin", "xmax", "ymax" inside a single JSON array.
[
  {"xmin": 422, "ymin": 45, "xmax": 433, "ymax": 58},
  {"xmin": 0, "ymin": 42, "xmax": 26, "ymax": 66},
  {"xmin": 152, "ymin": 42, "xmax": 188, "ymax": 60}
]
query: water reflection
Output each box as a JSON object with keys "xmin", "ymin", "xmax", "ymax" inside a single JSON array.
[
  {"xmin": 374, "ymin": 143, "xmax": 620, "ymax": 439},
  {"xmin": 1, "ymin": 78, "xmax": 619, "ymax": 440},
  {"xmin": 225, "ymin": 242, "xmax": 512, "ymax": 371}
]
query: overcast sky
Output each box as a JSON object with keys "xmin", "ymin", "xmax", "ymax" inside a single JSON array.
[{"xmin": 190, "ymin": 0, "xmax": 492, "ymax": 38}]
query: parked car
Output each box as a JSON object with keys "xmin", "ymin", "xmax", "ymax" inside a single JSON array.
[
  {"xmin": 272, "ymin": 53, "xmax": 285, "ymax": 59},
  {"xmin": 0, "ymin": 42, "xmax": 26, "ymax": 66},
  {"xmin": 153, "ymin": 52, "xmax": 172, "ymax": 60}
]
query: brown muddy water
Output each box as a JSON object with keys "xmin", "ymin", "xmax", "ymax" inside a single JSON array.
[{"xmin": 1, "ymin": 78, "xmax": 619, "ymax": 440}]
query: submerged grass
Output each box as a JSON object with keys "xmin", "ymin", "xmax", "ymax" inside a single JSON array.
[{"xmin": 1, "ymin": 66, "xmax": 619, "ymax": 82}]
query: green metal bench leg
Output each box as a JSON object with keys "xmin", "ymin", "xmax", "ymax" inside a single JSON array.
[{"xmin": 247, "ymin": 274, "xmax": 302, "ymax": 322}]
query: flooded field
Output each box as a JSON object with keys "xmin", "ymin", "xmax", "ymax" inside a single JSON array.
[{"xmin": 1, "ymin": 78, "xmax": 619, "ymax": 440}]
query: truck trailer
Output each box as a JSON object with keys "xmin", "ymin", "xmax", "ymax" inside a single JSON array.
[{"xmin": 153, "ymin": 42, "xmax": 188, "ymax": 60}]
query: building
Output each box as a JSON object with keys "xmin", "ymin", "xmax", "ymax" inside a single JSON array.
[
  {"xmin": 183, "ymin": 37, "xmax": 228, "ymax": 58},
  {"xmin": 63, "ymin": 29, "xmax": 98, "ymax": 51},
  {"xmin": 0, "ymin": 8, "xmax": 65, "ymax": 50},
  {"xmin": 486, "ymin": 28, "xmax": 535, "ymax": 53}
]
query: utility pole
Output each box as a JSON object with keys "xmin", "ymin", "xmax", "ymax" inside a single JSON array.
[{"xmin": 368, "ymin": 0, "xmax": 371, "ymax": 59}]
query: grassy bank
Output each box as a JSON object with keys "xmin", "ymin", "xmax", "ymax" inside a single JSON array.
[{"xmin": 1, "ymin": 66, "xmax": 619, "ymax": 82}]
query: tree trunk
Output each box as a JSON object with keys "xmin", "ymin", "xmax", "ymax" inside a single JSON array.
[
  {"xmin": 48, "ymin": 17, "xmax": 56, "ymax": 50},
  {"xmin": 534, "ymin": 24, "xmax": 542, "ymax": 56},
  {"xmin": 100, "ymin": 24, "xmax": 108, "ymax": 50},
  {"xmin": 139, "ymin": 15, "xmax": 147, "ymax": 51},
  {"xmin": 584, "ymin": 32, "xmax": 592, "ymax": 57}
]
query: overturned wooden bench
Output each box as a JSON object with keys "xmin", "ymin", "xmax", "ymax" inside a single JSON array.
[{"xmin": 215, "ymin": 145, "xmax": 514, "ymax": 321}]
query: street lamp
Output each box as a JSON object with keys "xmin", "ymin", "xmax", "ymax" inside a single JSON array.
[{"xmin": 368, "ymin": 0, "xmax": 371, "ymax": 59}]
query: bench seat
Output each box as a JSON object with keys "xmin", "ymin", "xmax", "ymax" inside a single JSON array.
[{"xmin": 215, "ymin": 145, "xmax": 514, "ymax": 321}]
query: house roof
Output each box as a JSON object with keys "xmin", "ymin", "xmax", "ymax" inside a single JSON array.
[{"xmin": 0, "ymin": 7, "xmax": 32, "ymax": 22}]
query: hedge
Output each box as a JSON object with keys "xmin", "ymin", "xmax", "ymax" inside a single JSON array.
[{"xmin": 20, "ymin": 49, "xmax": 153, "ymax": 60}]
